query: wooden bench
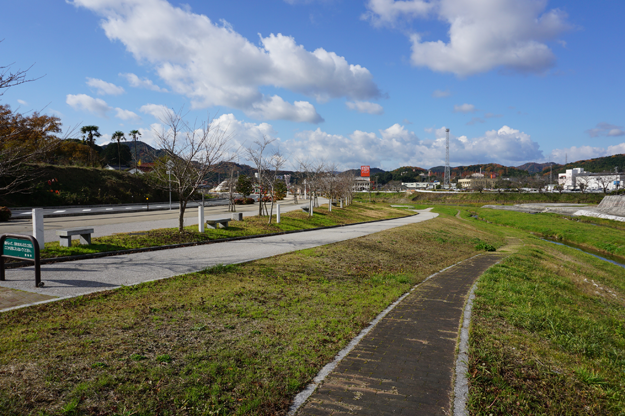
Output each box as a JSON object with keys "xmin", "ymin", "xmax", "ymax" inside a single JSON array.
[
  {"xmin": 206, "ymin": 218, "xmax": 230, "ymax": 229},
  {"xmin": 56, "ymin": 227, "xmax": 94, "ymax": 247}
]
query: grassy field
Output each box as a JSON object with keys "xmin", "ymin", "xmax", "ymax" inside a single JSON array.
[
  {"xmin": 439, "ymin": 207, "xmax": 625, "ymax": 414},
  {"xmin": 355, "ymin": 191, "xmax": 605, "ymax": 206},
  {"xmin": 0, "ymin": 215, "xmax": 501, "ymax": 415},
  {"xmin": 39, "ymin": 203, "xmax": 410, "ymax": 259},
  {"xmin": 468, "ymin": 208, "xmax": 625, "ymax": 260},
  {"xmin": 468, "ymin": 240, "xmax": 625, "ymax": 415}
]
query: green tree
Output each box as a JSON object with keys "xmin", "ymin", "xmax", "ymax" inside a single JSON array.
[
  {"xmin": 102, "ymin": 143, "xmax": 131, "ymax": 167},
  {"xmin": 80, "ymin": 125, "xmax": 101, "ymax": 166},
  {"xmin": 129, "ymin": 129, "xmax": 141, "ymax": 173},
  {"xmin": 273, "ymin": 179, "xmax": 287, "ymax": 200},
  {"xmin": 111, "ymin": 130, "xmax": 126, "ymax": 171},
  {"xmin": 236, "ymin": 174, "xmax": 253, "ymax": 198}
]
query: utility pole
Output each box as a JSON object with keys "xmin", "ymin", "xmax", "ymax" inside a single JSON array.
[{"xmin": 444, "ymin": 128, "xmax": 450, "ymax": 189}]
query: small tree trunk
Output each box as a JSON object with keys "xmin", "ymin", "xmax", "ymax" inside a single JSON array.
[{"xmin": 178, "ymin": 199, "xmax": 187, "ymax": 232}]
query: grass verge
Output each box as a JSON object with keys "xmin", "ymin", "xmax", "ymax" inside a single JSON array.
[
  {"xmin": 468, "ymin": 241, "xmax": 625, "ymax": 414},
  {"xmin": 39, "ymin": 203, "xmax": 410, "ymax": 260},
  {"xmin": 0, "ymin": 215, "xmax": 502, "ymax": 415},
  {"xmin": 469, "ymin": 208, "xmax": 625, "ymax": 260}
]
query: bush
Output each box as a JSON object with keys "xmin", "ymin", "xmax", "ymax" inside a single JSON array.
[
  {"xmin": 475, "ymin": 241, "xmax": 496, "ymax": 252},
  {"xmin": 0, "ymin": 206, "xmax": 11, "ymax": 222},
  {"xmin": 234, "ymin": 198, "xmax": 254, "ymax": 205}
]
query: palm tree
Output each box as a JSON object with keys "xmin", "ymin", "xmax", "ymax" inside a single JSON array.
[
  {"xmin": 129, "ymin": 129, "xmax": 141, "ymax": 174},
  {"xmin": 80, "ymin": 125, "xmax": 101, "ymax": 166},
  {"xmin": 111, "ymin": 130, "xmax": 126, "ymax": 171}
]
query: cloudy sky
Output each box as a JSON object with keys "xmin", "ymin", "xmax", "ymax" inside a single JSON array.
[{"xmin": 3, "ymin": 0, "xmax": 624, "ymax": 170}]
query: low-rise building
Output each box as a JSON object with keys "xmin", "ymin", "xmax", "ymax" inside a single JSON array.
[
  {"xmin": 353, "ymin": 177, "xmax": 371, "ymax": 191},
  {"xmin": 558, "ymin": 168, "xmax": 625, "ymax": 191}
]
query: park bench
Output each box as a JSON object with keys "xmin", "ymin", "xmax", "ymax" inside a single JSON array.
[
  {"xmin": 301, "ymin": 205, "xmax": 310, "ymax": 213},
  {"xmin": 56, "ymin": 227, "xmax": 94, "ymax": 247},
  {"xmin": 206, "ymin": 218, "xmax": 230, "ymax": 229}
]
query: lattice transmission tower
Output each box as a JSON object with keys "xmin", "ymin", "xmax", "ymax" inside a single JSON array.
[{"xmin": 444, "ymin": 128, "xmax": 450, "ymax": 188}]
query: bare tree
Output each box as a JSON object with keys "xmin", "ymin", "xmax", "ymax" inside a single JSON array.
[
  {"xmin": 152, "ymin": 108, "xmax": 234, "ymax": 232},
  {"xmin": 298, "ymin": 159, "xmax": 326, "ymax": 216},
  {"xmin": 595, "ymin": 174, "xmax": 613, "ymax": 194},
  {"xmin": 0, "ymin": 42, "xmax": 40, "ymax": 96},
  {"xmin": 245, "ymin": 136, "xmax": 276, "ymax": 217},
  {"xmin": 576, "ymin": 175, "xmax": 589, "ymax": 193},
  {"xmin": 265, "ymin": 150, "xmax": 286, "ymax": 224}
]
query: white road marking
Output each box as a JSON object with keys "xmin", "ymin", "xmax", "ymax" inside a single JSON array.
[
  {"xmin": 106, "ymin": 208, "xmax": 113, "ymax": 211},
  {"xmin": 82, "ymin": 209, "xmax": 91, "ymax": 212},
  {"xmin": 53, "ymin": 210, "xmax": 66, "ymax": 213}
]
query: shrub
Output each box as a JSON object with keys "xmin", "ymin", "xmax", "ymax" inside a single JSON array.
[
  {"xmin": 234, "ymin": 198, "xmax": 255, "ymax": 205},
  {"xmin": 475, "ymin": 241, "xmax": 496, "ymax": 252},
  {"xmin": 0, "ymin": 206, "xmax": 11, "ymax": 222}
]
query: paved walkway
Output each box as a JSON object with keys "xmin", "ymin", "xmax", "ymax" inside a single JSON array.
[
  {"xmin": 295, "ymin": 253, "xmax": 504, "ymax": 416},
  {"xmin": 0, "ymin": 210, "xmax": 437, "ymax": 310}
]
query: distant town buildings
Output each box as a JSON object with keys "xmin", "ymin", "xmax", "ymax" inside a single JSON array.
[{"xmin": 558, "ymin": 168, "xmax": 624, "ymax": 191}]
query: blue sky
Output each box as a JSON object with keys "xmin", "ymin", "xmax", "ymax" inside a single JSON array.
[{"xmin": 2, "ymin": 0, "xmax": 624, "ymax": 170}]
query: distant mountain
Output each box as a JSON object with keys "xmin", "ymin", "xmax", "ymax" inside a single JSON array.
[
  {"xmin": 516, "ymin": 162, "xmax": 557, "ymax": 174},
  {"xmin": 124, "ymin": 141, "xmax": 168, "ymax": 164},
  {"xmin": 343, "ymin": 167, "xmax": 385, "ymax": 177},
  {"xmin": 554, "ymin": 154, "xmax": 625, "ymax": 174}
]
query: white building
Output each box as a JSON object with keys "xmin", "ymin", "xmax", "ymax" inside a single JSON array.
[
  {"xmin": 558, "ymin": 168, "xmax": 625, "ymax": 191},
  {"xmin": 353, "ymin": 177, "xmax": 371, "ymax": 191},
  {"xmin": 402, "ymin": 182, "xmax": 432, "ymax": 189}
]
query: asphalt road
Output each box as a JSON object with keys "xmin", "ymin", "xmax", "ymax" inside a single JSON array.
[
  {"xmin": 0, "ymin": 196, "xmax": 319, "ymax": 243},
  {"xmin": 10, "ymin": 199, "xmax": 229, "ymax": 219},
  {"xmin": 0, "ymin": 209, "xmax": 437, "ymax": 300}
]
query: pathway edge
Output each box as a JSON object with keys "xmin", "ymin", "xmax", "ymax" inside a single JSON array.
[{"xmin": 287, "ymin": 253, "xmax": 482, "ymax": 416}]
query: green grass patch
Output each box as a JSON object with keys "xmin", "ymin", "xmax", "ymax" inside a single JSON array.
[
  {"xmin": 354, "ymin": 191, "xmax": 604, "ymax": 206},
  {"xmin": 39, "ymin": 203, "xmax": 411, "ymax": 259},
  {"xmin": 0, "ymin": 216, "xmax": 500, "ymax": 415},
  {"xmin": 470, "ymin": 208, "xmax": 625, "ymax": 260},
  {"xmin": 468, "ymin": 241, "xmax": 625, "ymax": 414}
]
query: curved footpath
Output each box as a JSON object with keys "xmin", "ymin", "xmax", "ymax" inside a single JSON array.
[
  {"xmin": 0, "ymin": 209, "xmax": 437, "ymax": 310},
  {"xmin": 293, "ymin": 252, "xmax": 507, "ymax": 416}
]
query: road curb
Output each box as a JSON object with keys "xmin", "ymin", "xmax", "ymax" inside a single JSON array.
[{"xmin": 5, "ymin": 213, "xmax": 417, "ymax": 269}]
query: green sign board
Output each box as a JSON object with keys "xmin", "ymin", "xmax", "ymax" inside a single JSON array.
[{"xmin": 3, "ymin": 238, "xmax": 35, "ymax": 260}]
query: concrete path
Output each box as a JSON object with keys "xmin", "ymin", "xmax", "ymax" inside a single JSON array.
[
  {"xmin": 0, "ymin": 210, "xmax": 437, "ymax": 309},
  {"xmin": 295, "ymin": 253, "xmax": 504, "ymax": 416}
]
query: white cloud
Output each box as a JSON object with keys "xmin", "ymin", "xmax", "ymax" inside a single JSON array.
[
  {"xmin": 432, "ymin": 89, "xmax": 450, "ymax": 98},
  {"xmin": 86, "ymin": 77, "xmax": 125, "ymax": 95},
  {"xmin": 362, "ymin": 0, "xmax": 433, "ymax": 27},
  {"xmin": 114, "ymin": 108, "xmax": 141, "ymax": 122},
  {"xmin": 66, "ymin": 94, "xmax": 112, "ymax": 117},
  {"xmin": 17, "ymin": 99, "xmax": 28, "ymax": 106},
  {"xmin": 454, "ymin": 103, "xmax": 477, "ymax": 113},
  {"xmin": 346, "ymin": 100, "xmax": 384, "ymax": 115},
  {"xmin": 245, "ymin": 95, "xmax": 323, "ymax": 124},
  {"xmin": 549, "ymin": 143, "xmax": 625, "ymax": 164},
  {"xmin": 140, "ymin": 103, "xmax": 172, "ymax": 121},
  {"xmin": 211, "ymin": 113, "xmax": 543, "ymax": 169},
  {"xmin": 585, "ymin": 122, "xmax": 625, "ymax": 138},
  {"xmin": 364, "ymin": 0, "xmax": 572, "ymax": 76},
  {"xmin": 120, "ymin": 73, "xmax": 168, "ymax": 92},
  {"xmin": 71, "ymin": 0, "xmax": 380, "ymax": 122}
]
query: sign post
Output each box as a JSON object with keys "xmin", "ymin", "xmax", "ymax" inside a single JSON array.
[{"xmin": 0, "ymin": 234, "xmax": 43, "ymax": 287}]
